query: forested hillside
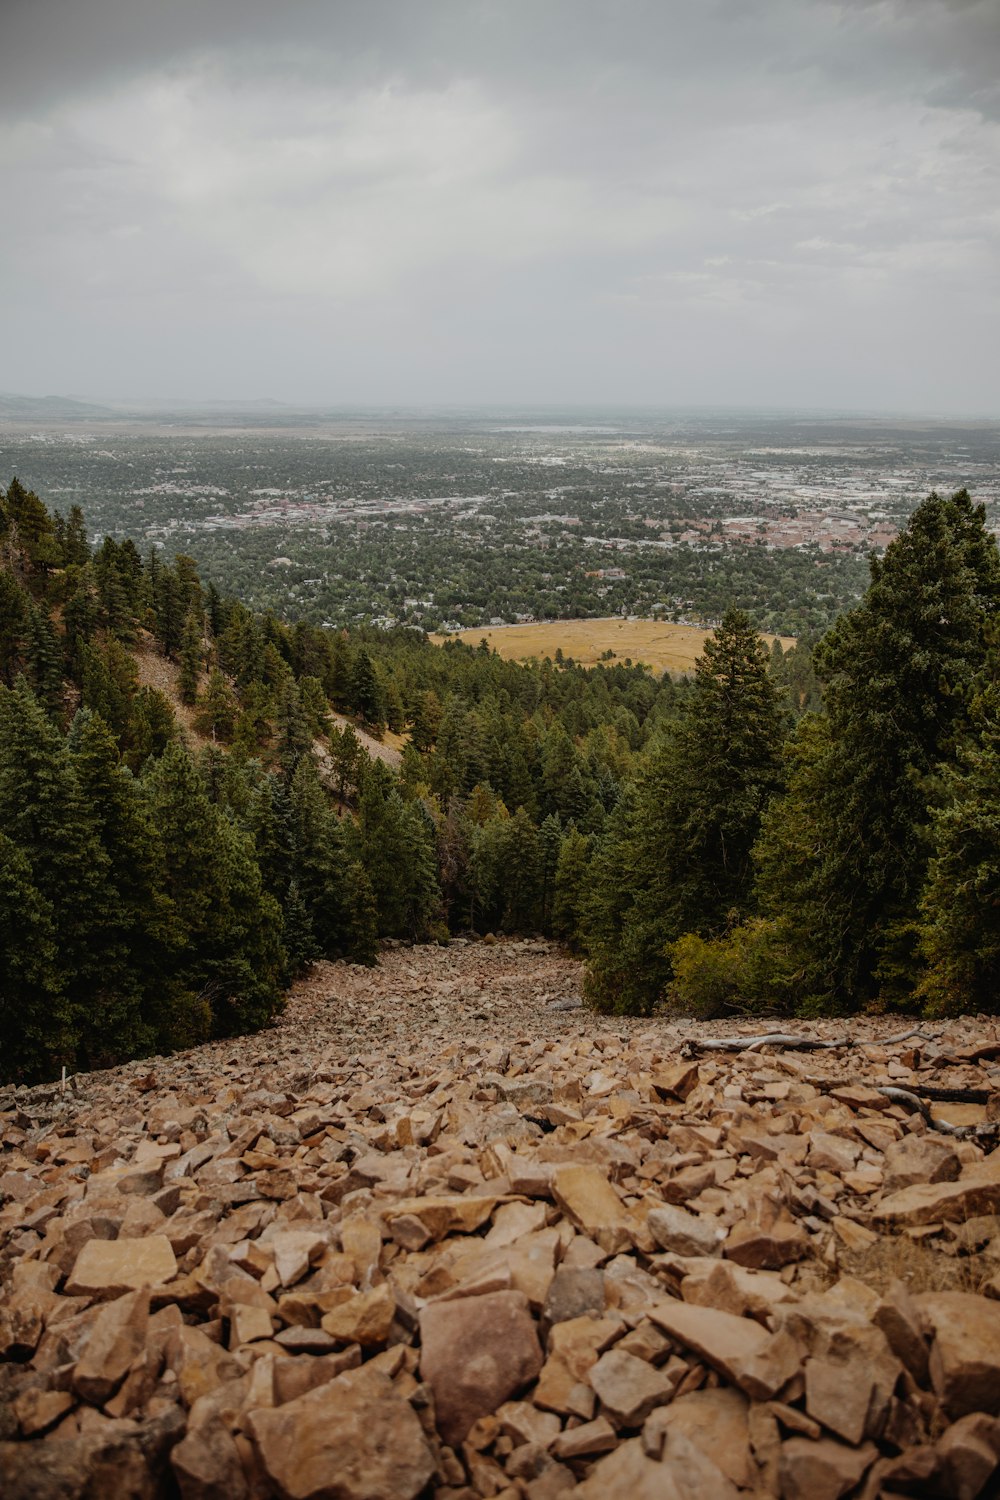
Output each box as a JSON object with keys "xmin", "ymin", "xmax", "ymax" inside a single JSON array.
[{"xmin": 1, "ymin": 478, "xmax": 996, "ymax": 1085}]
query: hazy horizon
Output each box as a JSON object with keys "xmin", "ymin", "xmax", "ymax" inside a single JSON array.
[{"xmin": 2, "ymin": 1, "xmax": 998, "ymax": 413}]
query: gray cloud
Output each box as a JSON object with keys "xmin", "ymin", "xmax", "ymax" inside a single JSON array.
[{"xmin": 1, "ymin": 0, "xmax": 997, "ymax": 409}]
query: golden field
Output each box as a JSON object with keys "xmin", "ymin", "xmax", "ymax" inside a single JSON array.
[{"xmin": 433, "ymin": 618, "xmax": 794, "ymax": 675}]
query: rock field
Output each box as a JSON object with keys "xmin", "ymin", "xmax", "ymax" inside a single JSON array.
[{"xmin": 3, "ymin": 938, "xmax": 1000, "ymax": 1499}]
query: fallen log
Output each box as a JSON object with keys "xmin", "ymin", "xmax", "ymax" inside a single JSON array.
[
  {"xmin": 679, "ymin": 1026, "xmax": 932, "ymax": 1057},
  {"xmin": 875, "ymin": 1086, "xmax": 1000, "ymax": 1143}
]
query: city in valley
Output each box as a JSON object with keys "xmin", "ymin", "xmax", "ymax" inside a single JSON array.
[{"xmin": 2, "ymin": 402, "xmax": 999, "ymax": 641}]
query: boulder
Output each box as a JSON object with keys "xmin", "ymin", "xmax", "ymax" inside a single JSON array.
[
  {"xmin": 418, "ymin": 1289, "xmax": 543, "ymax": 1447},
  {"xmin": 246, "ymin": 1365, "xmax": 434, "ymax": 1500}
]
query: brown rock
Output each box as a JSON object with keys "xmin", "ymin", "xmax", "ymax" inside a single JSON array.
[
  {"xmin": 646, "ymin": 1204, "xmax": 721, "ymax": 1258},
  {"xmin": 551, "ymin": 1165, "xmax": 634, "ymax": 1253},
  {"xmin": 872, "ymin": 1279, "xmax": 929, "ymax": 1386},
  {"xmin": 384, "ymin": 1194, "xmax": 499, "ymax": 1242},
  {"xmin": 778, "ymin": 1435, "xmax": 878, "ymax": 1500},
  {"xmin": 642, "ymin": 1388, "xmax": 754, "ymax": 1490},
  {"xmin": 873, "ymin": 1151, "xmax": 1000, "ymax": 1226},
  {"xmin": 649, "ymin": 1300, "xmax": 803, "ymax": 1400},
  {"xmin": 66, "ymin": 1235, "xmax": 177, "ymax": 1297},
  {"xmin": 588, "ymin": 1347, "xmax": 675, "ymax": 1426},
  {"xmin": 172, "ymin": 1415, "xmax": 250, "ymax": 1500},
  {"xmin": 542, "ymin": 1267, "xmax": 605, "ymax": 1327},
  {"xmin": 13, "ymin": 1388, "xmax": 74, "ymax": 1438},
  {"xmin": 73, "ymin": 1288, "xmax": 150, "ymax": 1405},
  {"xmin": 650, "ymin": 1060, "xmax": 701, "ymax": 1101},
  {"xmin": 247, "ymin": 1364, "xmax": 434, "ymax": 1500},
  {"xmin": 723, "ymin": 1197, "xmax": 809, "ymax": 1269},
  {"xmin": 882, "ymin": 1132, "xmax": 961, "ymax": 1194},
  {"xmin": 918, "ymin": 1291, "xmax": 1000, "ymax": 1417},
  {"xmin": 576, "ymin": 1433, "xmax": 740, "ymax": 1499},
  {"xmin": 319, "ymin": 1283, "xmax": 395, "ymax": 1347},
  {"xmin": 936, "ymin": 1412, "xmax": 1000, "ymax": 1500},
  {"xmin": 419, "ymin": 1290, "xmax": 543, "ymax": 1447},
  {"xmin": 550, "ymin": 1415, "xmax": 618, "ymax": 1459}
]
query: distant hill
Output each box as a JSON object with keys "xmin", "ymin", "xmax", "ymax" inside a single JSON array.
[{"xmin": 0, "ymin": 392, "xmax": 119, "ymax": 421}]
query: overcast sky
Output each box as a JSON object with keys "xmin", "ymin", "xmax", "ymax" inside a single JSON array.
[{"xmin": 1, "ymin": 0, "xmax": 997, "ymax": 411}]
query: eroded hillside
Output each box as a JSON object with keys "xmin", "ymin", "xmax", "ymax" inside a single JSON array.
[{"xmin": 2, "ymin": 940, "xmax": 1000, "ymax": 1498}]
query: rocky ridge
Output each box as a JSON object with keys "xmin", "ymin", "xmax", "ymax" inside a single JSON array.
[{"xmin": 3, "ymin": 939, "xmax": 1000, "ymax": 1499}]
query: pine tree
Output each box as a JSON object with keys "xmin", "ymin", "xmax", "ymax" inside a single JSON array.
[
  {"xmin": 143, "ymin": 742, "xmax": 285, "ymax": 1043},
  {"xmin": 195, "ymin": 668, "xmax": 238, "ymax": 742},
  {"xmin": 919, "ymin": 681, "xmax": 1000, "ymax": 1014},
  {"xmin": 0, "ymin": 679, "xmax": 116, "ymax": 1059},
  {"xmin": 25, "ymin": 604, "xmax": 64, "ymax": 720},
  {"xmin": 584, "ymin": 609, "xmax": 786, "ymax": 1014},
  {"xmin": 69, "ymin": 710, "xmax": 176, "ymax": 1060},
  {"xmin": 552, "ymin": 827, "xmax": 592, "ymax": 948},
  {"xmin": 350, "ymin": 648, "xmax": 383, "ymax": 726},
  {"xmin": 0, "ymin": 571, "xmax": 27, "ymax": 684},
  {"xmin": 0, "ymin": 831, "xmax": 66, "ymax": 1083},
  {"xmin": 178, "ymin": 608, "xmax": 204, "ymax": 705},
  {"xmin": 758, "ymin": 490, "xmax": 1000, "ymax": 1011}
]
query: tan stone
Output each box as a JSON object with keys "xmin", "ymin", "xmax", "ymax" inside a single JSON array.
[
  {"xmin": 646, "ymin": 1204, "xmax": 721, "ymax": 1258},
  {"xmin": 65, "ymin": 1234, "xmax": 177, "ymax": 1297},
  {"xmin": 723, "ymin": 1197, "xmax": 809, "ymax": 1269},
  {"xmin": 642, "ymin": 1388, "xmax": 754, "ymax": 1489},
  {"xmin": 576, "ymin": 1433, "xmax": 741, "ymax": 1499},
  {"xmin": 13, "ymin": 1388, "xmax": 74, "ymax": 1437},
  {"xmin": 419, "ymin": 1290, "xmax": 543, "ymax": 1447},
  {"xmin": 551, "ymin": 1165, "xmax": 634, "ymax": 1254},
  {"xmin": 882, "ymin": 1133, "xmax": 961, "ymax": 1194},
  {"xmin": 649, "ymin": 1300, "xmax": 803, "ymax": 1400},
  {"xmin": 171, "ymin": 1415, "xmax": 250, "ymax": 1500},
  {"xmin": 319, "ymin": 1283, "xmax": 395, "ymax": 1347},
  {"xmin": 919, "ymin": 1291, "xmax": 1000, "ymax": 1417},
  {"xmin": 551, "ymin": 1415, "xmax": 617, "ymax": 1459},
  {"xmin": 936, "ymin": 1413, "xmax": 1000, "ymax": 1500},
  {"xmin": 650, "ymin": 1060, "xmax": 701, "ymax": 1101},
  {"xmin": 73, "ymin": 1287, "xmax": 150, "ymax": 1404},
  {"xmin": 778, "ymin": 1435, "xmax": 878, "ymax": 1500},
  {"xmin": 588, "ymin": 1347, "xmax": 675, "ymax": 1426},
  {"xmin": 384, "ymin": 1194, "xmax": 499, "ymax": 1242},
  {"xmin": 873, "ymin": 1152, "xmax": 1000, "ymax": 1226},
  {"xmin": 247, "ymin": 1365, "xmax": 435, "ymax": 1500}
]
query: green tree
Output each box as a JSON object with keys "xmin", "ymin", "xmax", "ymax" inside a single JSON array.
[
  {"xmin": 919, "ymin": 682, "xmax": 1000, "ymax": 1014},
  {"xmin": 584, "ymin": 609, "xmax": 786, "ymax": 1014},
  {"xmin": 0, "ymin": 832, "xmax": 65, "ymax": 1082},
  {"xmin": 0, "ymin": 679, "xmax": 117, "ymax": 1061},
  {"xmin": 759, "ymin": 490, "xmax": 1000, "ymax": 1011},
  {"xmin": 178, "ymin": 608, "xmax": 204, "ymax": 706},
  {"xmin": 144, "ymin": 742, "xmax": 285, "ymax": 1042}
]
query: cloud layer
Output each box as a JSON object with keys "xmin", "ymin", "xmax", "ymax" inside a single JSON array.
[{"xmin": 2, "ymin": 0, "xmax": 998, "ymax": 410}]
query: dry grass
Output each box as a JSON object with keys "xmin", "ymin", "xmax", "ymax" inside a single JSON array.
[
  {"xmin": 836, "ymin": 1226, "xmax": 999, "ymax": 1298},
  {"xmin": 433, "ymin": 618, "xmax": 794, "ymax": 675}
]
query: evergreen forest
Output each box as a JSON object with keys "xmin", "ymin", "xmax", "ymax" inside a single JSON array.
[{"xmin": 1, "ymin": 477, "xmax": 998, "ymax": 1085}]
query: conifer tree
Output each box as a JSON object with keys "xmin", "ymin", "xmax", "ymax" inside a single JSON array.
[
  {"xmin": 757, "ymin": 490, "xmax": 1000, "ymax": 1010},
  {"xmin": 0, "ymin": 831, "xmax": 65, "ymax": 1082},
  {"xmin": 584, "ymin": 609, "xmax": 786, "ymax": 1014},
  {"xmin": 0, "ymin": 679, "xmax": 116, "ymax": 1055},
  {"xmin": 0, "ymin": 571, "xmax": 27, "ymax": 684},
  {"xmin": 143, "ymin": 742, "xmax": 285, "ymax": 1043},
  {"xmin": 25, "ymin": 604, "xmax": 63, "ymax": 720},
  {"xmin": 178, "ymin": 608, "xmax": 204, "ymax": 705},
  {"xmin": 919, "ymin": 681, "xmax": 1000, "ymax": 1014},
  {"xmin": 69, "ymin": 710, "xmax": 175, "ymax": 1060}
]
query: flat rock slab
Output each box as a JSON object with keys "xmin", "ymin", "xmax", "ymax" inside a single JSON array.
[{"xmin": 66, "ymin": 1235, "xmax": 177, "ymax": 1297}]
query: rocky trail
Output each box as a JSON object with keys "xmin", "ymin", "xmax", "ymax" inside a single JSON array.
[{"xmin": 3, "ymin": 940, "xmax": 1000, "ymax": 1499}]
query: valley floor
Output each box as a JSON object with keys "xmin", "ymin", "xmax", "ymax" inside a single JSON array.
[{"xmin": 3, "ymin": 940, "xmax": 1000, "ymax": 1497}]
